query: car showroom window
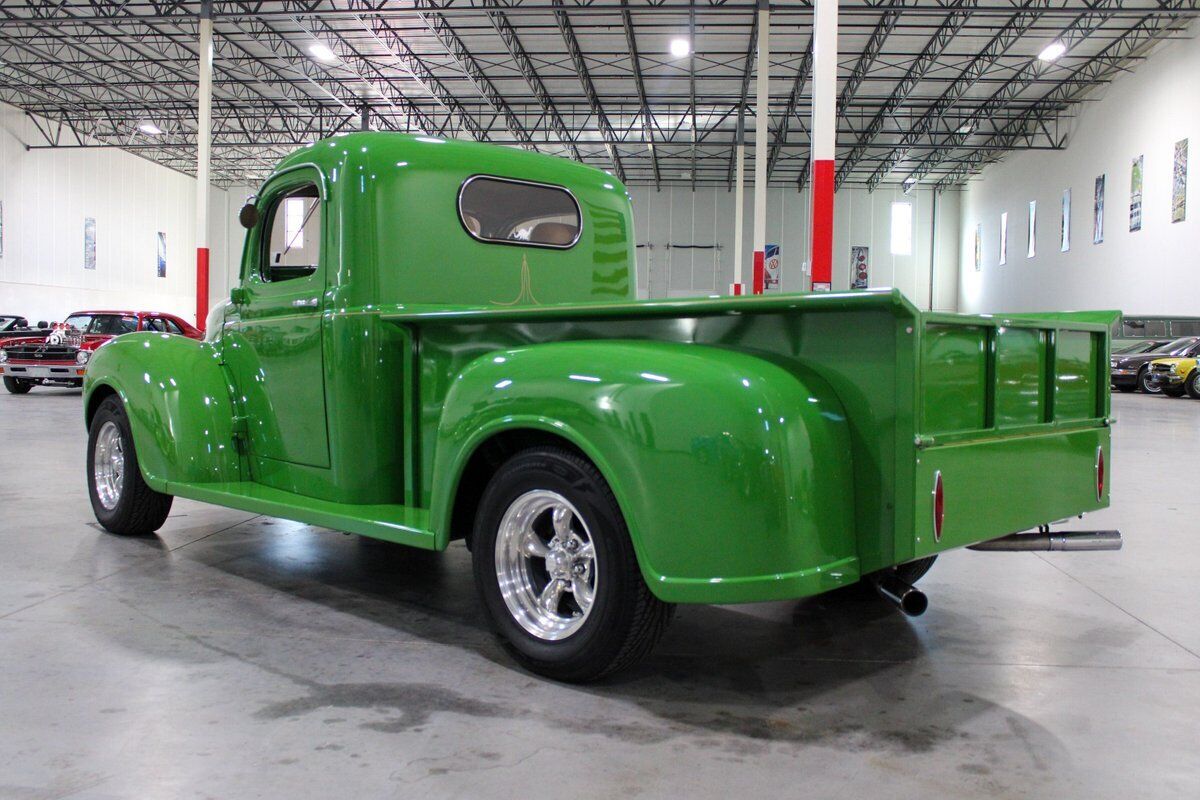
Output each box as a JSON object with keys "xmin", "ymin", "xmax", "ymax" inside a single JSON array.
[
  {"xmin": 458, "ymin": 176, "xmax": 581, "ymax": 248},
  {"xmin": 263, "ymin": 183, "xmax": 321, "ymax": 282}
]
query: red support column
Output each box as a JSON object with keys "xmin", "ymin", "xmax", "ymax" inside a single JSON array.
[
  {"xmin": 809, "ymin": 0, "xmax": 837, "ymax": 292},
  {"xmin": 196, "ymin": 247, "xmax": 210, "ymax": 328},
  {"xmin": 810, "ymin": 160, "xmax": 834, "ymax": 291}
]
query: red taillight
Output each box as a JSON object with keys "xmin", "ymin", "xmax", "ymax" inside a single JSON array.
[
  {"xmin": 932, "ymin": 471, "xmax": 945, "ymax": 542},
  {"xmin": 1096, "ymin": 447, "xmax": 1105, "ymax": 500}
]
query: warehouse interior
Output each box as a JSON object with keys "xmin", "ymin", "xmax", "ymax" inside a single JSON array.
[{"xmin": 1, "ymin": 2, "xmax": 1198, "ymax": 798}]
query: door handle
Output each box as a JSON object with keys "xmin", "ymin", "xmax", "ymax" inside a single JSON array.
[{"xmin": 291, "ymin": 298, "xmax": 319, "ymax": 308}]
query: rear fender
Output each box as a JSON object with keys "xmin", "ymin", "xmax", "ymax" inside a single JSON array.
[
  {"xmin": 83, "ymin": 333, "xmax": 241, "ymax": 490},
  {"xmin": 431, "ymin": 340, "xmax": 859, "ymax": 603}
]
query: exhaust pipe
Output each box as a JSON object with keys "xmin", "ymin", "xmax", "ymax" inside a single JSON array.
[
  {"xmin": 871, "ymin": 573, "xmax": 928, "ymax": 617},
  {"xmin": 968, "ymin": 530, "xmax": 1122, "ymax": 552}
]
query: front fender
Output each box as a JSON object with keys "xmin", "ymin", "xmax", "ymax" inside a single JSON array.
[
  {"xmin": 431, "ymin": 340, "xmax": 858, "ymax": 603},
  {"xmin": 83, "ymin": 333, "xmax": 241, "ymax": 490}
]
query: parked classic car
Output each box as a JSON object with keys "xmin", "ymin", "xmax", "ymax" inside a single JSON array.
[
  {"xmin": 1, "ymin": 310, "xmax": 201, "ymax": 393},
  {"xmin": 1110, "ymin": 336, "xmax": 1200, "ymax": 393},
  {"xmin": 1146, "ymin": 357, "xmax": 1200, "ymax": 398},
  {"xmin": 81, "ymin": 133, "xmax": 1121, "ymax": 681},
  {"xmin": 0, "ymin": 315, "xmax": 47, "ymax": 340}
]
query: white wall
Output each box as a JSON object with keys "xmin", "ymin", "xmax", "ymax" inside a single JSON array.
[
  {"xmin": 958, "ymin": 22, "xmax": 1200, "ymax": 315},
  {"xmin": 0, "ymin": 102, "xmax": 243, "ymax": 325},
  {"xmin": 1, "ymin": 96, "xmax": 959, "ymax": 320},
  {"xmin": 627, "ymin": 182, "xmax": 960, "ymax": 310}
]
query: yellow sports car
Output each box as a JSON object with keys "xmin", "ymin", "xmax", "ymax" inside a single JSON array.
[{"xmin": 1146, "ymin": 357, "xmax": 1200, "ymax": 398}]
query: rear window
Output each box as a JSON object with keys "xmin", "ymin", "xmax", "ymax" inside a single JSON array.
[{"xmin": 458, "ymin": 176, "xmax": 581, "ymax": 248}]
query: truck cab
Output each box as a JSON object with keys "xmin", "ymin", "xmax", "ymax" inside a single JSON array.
[{"xmin": 82, "ymin": 133, "xmax": 1119, "ymax": 681}]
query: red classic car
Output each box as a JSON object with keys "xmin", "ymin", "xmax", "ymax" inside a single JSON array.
[{"xmin": 0, "ymin": 310, "xmax": 201, "ymax": 393}]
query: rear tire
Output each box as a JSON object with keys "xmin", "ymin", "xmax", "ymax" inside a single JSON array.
[
  {"xmin": 87, "ymin": 395, "xmax": 173, "ymax": 535},
  {"xmin": 3, "ymin": 376, "xmax": 32, "ymax": 394},
  {"xmin": 1163, "ymin": 384, "xmax": 1186, "ymax": 398},
  {"xmin": 1186, "ymin": 371, "xmax": 1200, "ymax": 400},
  {"xmin": 1138, "ymin": 367, "xmax": 1160, "ymax": 394},
  {"xmin": 471, "ymin": 446, "xmax": 673, "ymax": 682},
  {"xmin": 1115, "ymin": 384, "xmax": 1135, "ymax": 393}
]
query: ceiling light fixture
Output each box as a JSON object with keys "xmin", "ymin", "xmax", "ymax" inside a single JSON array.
[
  {"xmin": 670, "ymin": 38, "xmax": 691, "ymax": 58},
  {"xmin": 956, "ymin": 122, "xmax": 974, "ymax": 135},
  {"xmin": 1038, "ymin": 41, "xmax": 1067, "ymax": 62},
  {"xmin": 308, "ymin": 42, "xmax": 337, "ymax": 63},
  {"xmin": 138, "ymin": 122, "xmax": 163, "ymax": 135}
]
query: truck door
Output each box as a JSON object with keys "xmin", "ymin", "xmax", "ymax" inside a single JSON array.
[{"xmin": 226, "ymin": 170, "xmax": 330, "ymax": 470}]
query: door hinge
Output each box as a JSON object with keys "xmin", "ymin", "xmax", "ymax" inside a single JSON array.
[{"xmin": 231, "ymin": 415, "xmax": 249, "ymax": 450}]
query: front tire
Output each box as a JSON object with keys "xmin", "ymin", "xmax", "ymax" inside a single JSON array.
[
  {"xmin": 3, "ymin": 376, "xmax": 32, "ymax": 394},
  {"xmin": 1138, "ymin": 367, "xmax": 1160, "ymax": 394},
  {"xmin": 471, "ymin": 447, "xmax": 673, "ymax": 682},
  {"xmin": 87, "ymin": 395, "xmax": 173, "ymax": 534},
  {"xmin": 1163, "ymin": 384, "xmax": 1186, "ymax": 398},
  {"xmin": 1186, "ymin": 371, "xmax": 1200, "ymax": 399}
]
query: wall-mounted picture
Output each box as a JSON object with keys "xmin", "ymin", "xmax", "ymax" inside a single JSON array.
[
  {"xmin": 1173, "ymin": 138, "xmax": 1188, "ymax": 223},
  {"xmin": 1094, "ymin": 175, "xmax": 1105, "ymax": 244},
  {"xmin": 84, "ymin": 217, "xmax": 96, "ymax": 270},
  {"xmin": 1061, "ymin": 189, "xmax": 1071, "ymax": 252},
  {"xmin": 156, "ymin": 232, "xmax": 167, "ymax": 278},
  {"xmin": 1027, "ymin": 200, "xmax": 1037, "ymax": 259},
  {"xmin": 974, "ymin": 223, "xmax": 982, "ymax": 271},
  {"xmin": 1130, "ymin": 155, "xmax": 1143, "ymax": 232},
  {"xmin": 764, "ymin": 243, "xmax": 781, "ymax": 292},
  {"xmin": 0, "ymin": 200, "xmax": 4, "ymax": 259},
  {"xmin": 850, "ymin": 245, "xmax": 869, "ymax": 289},
  {"xmin": 999, "ymin": 211, "xmax": 1008, "ymax": 265}
]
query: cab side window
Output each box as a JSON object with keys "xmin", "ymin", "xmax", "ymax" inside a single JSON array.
[
  {"xmin": 458, "ymin": 176, "xmax": 581, "ymax": 248},
  {"xmin": 262, "ymin": 183, "xmax": 321, "ymax": 282},
  {"xmin": 144, "ymin": 318, "xmax": 166, "ymax": 332},
  {"xmin": 163, "ymin": 319, "xmax": 184, "ymax": 335}
]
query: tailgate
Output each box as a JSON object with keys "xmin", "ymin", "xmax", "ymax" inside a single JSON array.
[{"xmin": 910, "ymin": 310, "xmax": 1118, "ymax": 557}]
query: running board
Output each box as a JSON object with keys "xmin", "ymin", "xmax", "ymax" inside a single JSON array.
[
  {"xmin": 164, "ymin": 480, "xmax": 437, "ymax": 549},
  {"xmin": 968, "ymin": 530, "xmax": 1122, "ymax": 552}
]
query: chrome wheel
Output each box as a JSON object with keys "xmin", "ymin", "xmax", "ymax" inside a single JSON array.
[
  {"xmin": 495, "ymin": 489, "xmax": 599, "ymax": 641},
  {"xmin": 93, "ymin": 420, "xmax": 124, "ymax": 511}
]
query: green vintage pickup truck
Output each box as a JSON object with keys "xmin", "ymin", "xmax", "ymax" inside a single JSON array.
[{"xmin": 83, "ymin": 133, "xmax": 1120, "ymax": 681}]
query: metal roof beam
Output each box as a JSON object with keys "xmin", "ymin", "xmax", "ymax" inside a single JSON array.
[
  {"xmin": 834, "ymin": 0, "xmax": 975, "ymax": 190},
  {"xmin": 551, "ymin": 0, "xmax": 625, "ymax": 180}
]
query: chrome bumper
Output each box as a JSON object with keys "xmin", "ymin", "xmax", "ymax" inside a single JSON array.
[{"xmin": 1, "ymin": 363, "xmax": 85, "ymax": 380}]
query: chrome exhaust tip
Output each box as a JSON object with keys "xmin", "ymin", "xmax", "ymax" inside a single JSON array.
[
  {"xmin": 871, "ymin": 573, "xmax": 928, "ymax": 617},
  {"xmin": 968, "ymin": 530, "xmax": 1122, "ymax": 552}
]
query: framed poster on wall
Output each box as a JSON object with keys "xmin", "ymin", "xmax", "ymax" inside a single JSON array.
[
  {"xmin": 1061, "ymin": 189, "xmax": 1071, "ymax": 252},
  {"xmin": 1173, "ymin": 139, "xmax": 1188, "ymax": 223},
  {"xmin": 1094, "ymin": 175, "xmax": 1105, "ymax": 244},
  {"xmin": 764, "ymin": 244, "xmax": 781, "ymax": 292},
  {"xmin": 999, "ymin": 211, "xmax": 1008, "ymax": 265},
  {"xmin": 84, "ymin": 217, "xmax": 96, "ymax": 270},
  {"xmin": 850, "ymin": 246, "xmax": 869, "ymax": 289},
  {"xmin": 1130, "ymin": 155, "xmax": 1144, "ymax": 232},
  {"xmin": 0, "ymin": 201, "xmax": 4, "ymax": 258},
  {"xmin": 156, "ymin": 232, "xmax": 167, "ymax": 278},
  {"xmin": 974, "ymin": 224, "xmax": 982, "ymax": 271},
  {"xmin": 1027, "ymin": 201, "xmax": 1037, "ymax": 259}
]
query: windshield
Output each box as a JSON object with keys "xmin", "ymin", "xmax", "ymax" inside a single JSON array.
[
  {"xmin": 1152, "ymin": 337, "xmax": 1200, "ymax": 356},
  {"xmin": 63, "ymin": 314, "xmax": 138, "ymax": 335}
]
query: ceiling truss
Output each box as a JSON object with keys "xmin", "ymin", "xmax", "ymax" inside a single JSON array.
[{"xmin": 0, "ymin": 0, "xmax": 1193, "ymax": 189}]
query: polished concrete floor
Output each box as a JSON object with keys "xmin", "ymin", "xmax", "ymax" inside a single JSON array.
[{"xmin": 1, "ymin": 388, "xmax": 1197, "ymax": 800}]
